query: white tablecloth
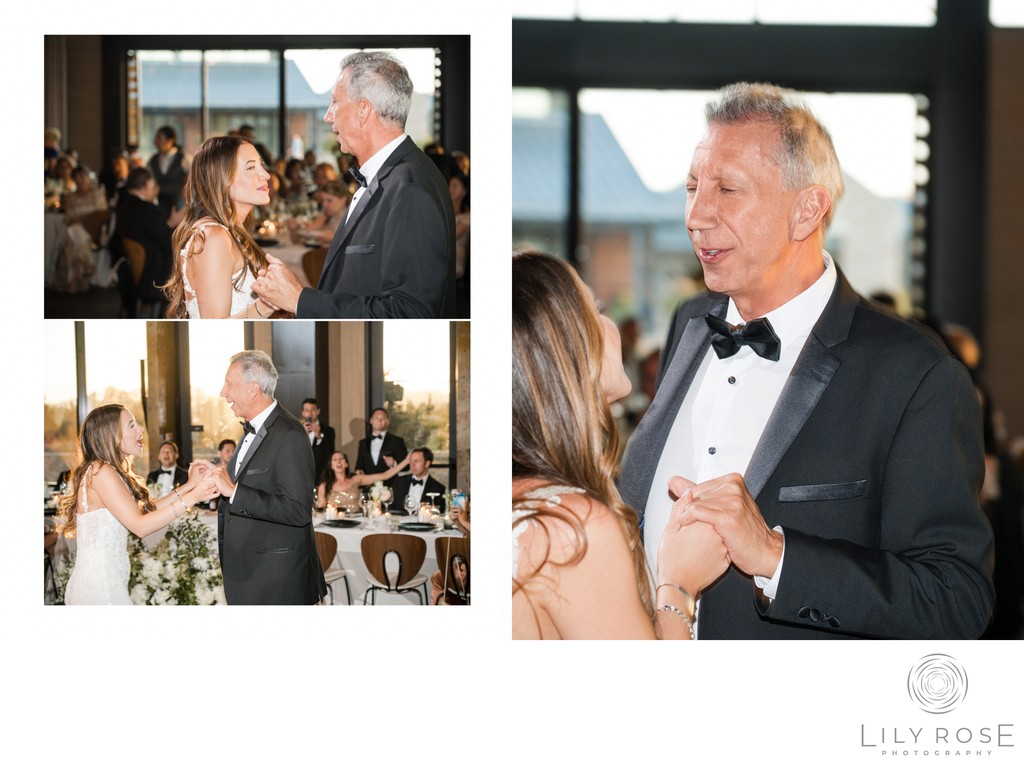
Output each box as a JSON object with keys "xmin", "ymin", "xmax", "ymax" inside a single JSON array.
[
  {"xmin": 314, "ymin": 520, "xmax": 465, "ymax": 605},
  {"xmin": 264, "ymin": 242, "xmax": 314, "ymax": 288}
]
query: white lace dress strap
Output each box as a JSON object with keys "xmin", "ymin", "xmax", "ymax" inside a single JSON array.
[{"xmin": 512, "ymin": 484, "xmax": 587, "ymax": 578}]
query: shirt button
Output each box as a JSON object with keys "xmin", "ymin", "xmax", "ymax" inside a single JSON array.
[
  {"xmin": 708, "ymin": 447, "xmax": 717, "ymax": 455},
  {"xmin": 728, "ymin": 376, "xmax": 736, "ymax": 384}
]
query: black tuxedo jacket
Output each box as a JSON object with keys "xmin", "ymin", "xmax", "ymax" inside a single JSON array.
[
  {"xmin": 146, "ymin": 465, "xmax": 188, "ymax": 489},
  {"xmin": 355, "ymin": 432, "xmax": 408, "ymax": 477},
  {"xmin": 295, "ymin": 137, "xmax": 456, "ymax": 318},
  {"xmin": 218, "ymin": 405, "xmax": 326, "ymax": 605},
  {"xmin": 392, "ymin": 473, "xmax": 447, "ymax": 515},
  {"xmin": 307, "ymin": 422, "xmax": 336, "ymax": 483},
  {"xmin": 113, "ymin": 193, "xmax": 174, "ymax": 301},
  {"xmin": 619, "ymin": 270, "xmax": 994, "ymax": 639}
]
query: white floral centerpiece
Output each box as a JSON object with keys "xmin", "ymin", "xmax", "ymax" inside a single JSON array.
[
  {"xmin": 128, "ymin": 512, "xmax": 226, "ymax": 605},
  {"xmin": 367, "ymin": 481, "xmax": 392, "ymax": 513}
]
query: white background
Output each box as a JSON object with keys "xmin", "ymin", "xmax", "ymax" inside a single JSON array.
[{"xmin": 9, "ymin": 2, "xmax": 1022, "ymax": 764}]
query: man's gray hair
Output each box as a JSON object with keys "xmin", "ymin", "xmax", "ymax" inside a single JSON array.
[
  {"xmin": 229, "ymin": 350, "xmax": 278, "ymax": 398},
  {"xmin": 705, "ymin": 82, "xmax": 844, "ymax": 224},
  {"xmin": 340, "ymin": 51, "xmax": 413, "ymax": 130}
]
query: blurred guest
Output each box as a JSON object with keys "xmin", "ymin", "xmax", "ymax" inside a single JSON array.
[
  {"xmin": 391, "ymin": 447, "xmax": 447, "ymax": 514},
  {"xmin": 98, "ymin": 149, "xmax": 130, "ymax": 206},
  {"xmin": 451, "ymin": 149, "xmax": 470, "ymax": 176},
  {"xmin": 312, "ymin": 161, "xmax": 338, "ymax": 193},
  {"xmin": 147, "ymin": 125, "xmax": 191, "ymax": 218},
  {"xmin": 238, "ymin": 124, "xmax": 273, "ymax": 168},
  {"xmin": 283, "ymin": 158, "xmax": 308, "ymax": 200},
  {"xmin": 51, "ymin": 154, "xmax": 77, "ymax": 196},
  {"xmin": 146, "ymin": 440, "xmax": 189, "ymax": 498},
  {"xmin": 64, "ymin": 166, "xmax": 108, "ymax": 223},
  {"xmin": 44, "ymin": 127, "xmax": 62, "ymax": 174},
  {"xmin": 113, "ymin": 166, "xmax": 182, "ymax": 317},
  {"xmin": 301, "ymin": 397, "xmax": 336, "ymax": 480},
  {"xmin": 355, "ymin": 407, "xmax": 407, "ymax": 482},
  {"xmin": 288, "ymin": 180, "xmax": 350, "ymax": 245},
  {"xmin": 449, "ymin": 170, "xmax": 470, "ymax": 281},
  {"xmin": 432, "ymin": 503, "xmax": 470, "ymax": 605},
  {"xmin": 212, "ymin": 439, "xmax": 236, "ymax": 466}
]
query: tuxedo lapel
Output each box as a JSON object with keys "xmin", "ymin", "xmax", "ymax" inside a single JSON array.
[
  {"xmin": 234, "ymin": 408, "xmax": 281, "ymax": 480},
  {"xmin": 744, "ymin": 273, "xmax": 856, "ymax": 500},
  {"xmin": 619, "ymin": 302, "xmax": 720, "ymax": 515}
]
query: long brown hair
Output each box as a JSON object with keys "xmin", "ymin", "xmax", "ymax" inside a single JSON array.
[
  {"xmin": 320, "ymin": 452, "xmax": 353, "ymax": 493},
  {"xmin": 511, "ymin": 252, "xmax": 655, "ymax": 622},
  {"xmin": 56, "ymin": 404, "xmax": 156, "ymax": 539},
  {"xmin": 162, "ymin": 135, "xmax": 269, "ymax": 317}
]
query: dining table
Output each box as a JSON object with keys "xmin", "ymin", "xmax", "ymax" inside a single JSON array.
[
  {"xmin": 313, "ymin": 514, "xmax": 465, "ymax": 605},
  {"xmin": 261, "ymin": 238, "xmax": 319, "ymax": 289}
]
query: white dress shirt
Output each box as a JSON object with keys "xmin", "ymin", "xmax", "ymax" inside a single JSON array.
[
  {"xmin": 406, "ymin": 474, "xmax": 427, "ymax": 508},
  {"xmin": 369, "ymin": 430, "xmax": 388, "ymax": 465},
  {"xmin": 345, "ymin": 133, "xmax": 408, "ymax": 223},
  {"xmin": 643, "ymin": 252, "xmax": 837, "ymax": 603}
]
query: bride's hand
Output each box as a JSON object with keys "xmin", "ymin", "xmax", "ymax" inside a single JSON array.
[
  {"xmin": 187, "ymin": 459, "xmax": 216, "ymax": 484},
  {"xmin": 657, "ymin": 476, "xmax": 731, "ymax": 597}
]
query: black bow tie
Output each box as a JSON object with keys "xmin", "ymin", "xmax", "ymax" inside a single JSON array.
[
  {"xmin": 371, "ymin": 434, "xmax": 383, "ymax": 440},
  {"xmin": 411, "ymin": 478, "xmax": 423, "ymax": 486},
  {"xmin": 159, "ymin": 468, "xmax": 173, "ymax": 475},
  {"xmin": 705, "ymin": 314, "xmax": 781, "ymax": 362},
  {"xmin": 348, "ymin": 165, "xmax": 367, "ymax": 188},
  {"xmin": 242, "ymin": 421, "xmax": 255, "ymax": 436}
]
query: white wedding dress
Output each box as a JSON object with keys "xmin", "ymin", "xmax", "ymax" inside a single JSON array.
[
  {"xmin": 512, "ymin": 484, "xmax": 586, "ymax": 578},
  {"xmin": 180, "ymin": 222, "xmax": 257, "ymax": 318},
  {"xmin": 64, "ymin": 466, "xmax": 132, "ymax": 605}
]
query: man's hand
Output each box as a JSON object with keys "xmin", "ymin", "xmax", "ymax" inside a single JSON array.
[
  {"xmin": 252, "ymin": 255, "xmax": 302, "ymax": 314},
  {"xmin": 208, "ymin": 466, "xmax": 236, "ymax": 498},
  {"xmin": 672, "ymin": 474, "xmax": 783, "ymax": 579},
  {"xmin": 187, "ymin": 459, "xmax": 216, "ymax": 484}
]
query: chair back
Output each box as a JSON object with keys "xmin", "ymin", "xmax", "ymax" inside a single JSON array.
[
  {"xmin": 302, "ymin": 247, "xmax": 327, "ymax": 286},
  {"xmin": 80, "ymin": 209, "xmax": 112, "ymax": 246},
  {"xmin": 314, "ymin": 531, "xmax": 338, "ymax": 573},
  {"xmin": 434, "ymin": 536, "xmax": 470, "ymax": 604},
  {"xmin": 361, "ymin": 533, "xmax": 426, "ymax": 590},
  {"xmin": 122, "ymin": 237, "xmax": 146, "ymax": 285}
]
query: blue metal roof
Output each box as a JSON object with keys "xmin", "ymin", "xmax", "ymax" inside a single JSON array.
[
  {"xmin": 139, "ymin": 59, "xmax": 326, "ymax": 109},
  {"xmin": 512, "ymin": 112, "xmax": 683, "ymax": 224}
]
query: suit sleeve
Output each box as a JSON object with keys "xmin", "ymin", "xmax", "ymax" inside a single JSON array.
[
  {"xmin": 231, "ymin": 424, "xmax": 315, "ymax": 528},
  {"xmin": 295, "ymin": 179, "xmax": 451, "ymax": 318},
  {"xmin": 764, "ymin": 356, "xmax": 995, "ymax": 638}
]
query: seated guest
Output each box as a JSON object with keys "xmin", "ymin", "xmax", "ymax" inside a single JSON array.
[
  {"xmin": 99, "ymin": 148, "xmax": 131, "ymax": 206},
  {"xmin": 355, "ymin": 407, "xmax": 407, "ymax": 481},
  {"xmin": 64, "ymin": 166, "xmax": 108, "ymax": 224},
  {"xmin": 112, "ymin": 166, "xmax": 183, "ymax": 316},
  {"xmin": 212, "ymin": 438, "xmax": 235, "ymax": 466},
  {"xmin": 392, "ymin": 447, "xmax": 446, "ymax": 515},
  {"xmin": 288, "ymin": 180, "xmax": 350, "ymax": 244},
  {"xmin": 431, "ymin": 501, "xmax": 469, "ymax": 605},
  {"xmin": 146, "ymin": 440, "xmax": 189, "ymax": 499},
  {"xmin": 316, "ymin": 451, "xmax": 410, "ymax": 513}
]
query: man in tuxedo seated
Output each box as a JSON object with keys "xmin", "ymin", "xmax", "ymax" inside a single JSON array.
[
  {"xmin": 301, "ymin": 397, "xmax": 336, "ymax": 481},
  {"xmin": 146, "ymin": 441, "xmax": 188, "ymax": 499},
  {"xmin": 112, "ymin": 166, "xmax": 184, "ymax": 317},
  {"xmin": 392, "ymin": 447, "xmax": 446, "ymax": 515},
  {"xmin": 212, "ymin": 439, "xmax": 236, "ymax": 467},
  {"xmin": 355, "ymin": 407, "xmax": 407, "ymax": 482}
]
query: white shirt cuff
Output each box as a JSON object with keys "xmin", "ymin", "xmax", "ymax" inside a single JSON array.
[{"xmin": 753, "ymin": 526, "xmax": 785, "ymax": 600}]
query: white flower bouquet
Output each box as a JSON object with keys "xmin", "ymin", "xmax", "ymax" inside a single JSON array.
[{"xmin": 128, "ymin": 512, "xmax": 226, "ymax": 605}]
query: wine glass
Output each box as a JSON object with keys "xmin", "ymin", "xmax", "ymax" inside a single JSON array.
[
  {"xmin": 405, "ymin": 493, "xmax": 418, "ymax": 517},
  {"xmin": 426, "ymin": 492, "xmax": 440, "ymax": 513},
  {"xmin": 380, "ymin": 485, "xmax": 393, "ymax": 515}
]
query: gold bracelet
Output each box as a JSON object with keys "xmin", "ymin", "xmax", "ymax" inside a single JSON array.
[{"xmin": 657, "ymin": 603, "xmax": 695, "ymax": 640}]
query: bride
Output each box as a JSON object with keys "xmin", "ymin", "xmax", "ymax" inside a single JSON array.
[
  {"xmin": 512, "ymin": 252, "xmax": 730, "ymax": 638},
  {"xmin": 57, "ymin": 404, "xmax": 220, "ymax": 604},
  {"xmin": 162, "ymin": 136, "xmax": 278, "ymax": 318}
]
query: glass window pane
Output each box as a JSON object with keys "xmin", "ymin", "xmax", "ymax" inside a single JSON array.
[
  {"xmin": 574, "ymin": 87, "xmax": 921, "ymax": 346},
  {"xmin": 44, "ymin": 323, "xmax": 77, "ymax": 487},
  {"xmin": 188, "ymin": 324, "xmax": 245, "ymax": 463},
  {"xmin": 206, "ymin": 49, "xmax": 281, "ymax": 160},
  {"xmin": 137, "ymin": 50, "xmax": 203, "ymax": 158},
  {"xmin": 83, "ymin": 322, "xmax": 150, "ymax": 469},
  {"xmin": 991, "ymin": 0, "xmax": 1024, "ymax": 27},
  {"xmin": 383, "ymin": 322, "xmax": 451, "ymax": 479},
  {"xmin": 512, "ymin": 87, "xmax": 570, "ymax": 256}
]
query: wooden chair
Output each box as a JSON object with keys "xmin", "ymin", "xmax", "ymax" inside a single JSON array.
[
  {"xmin": 80, "ymin": 209, "xmax": 112, "ymax": 246},
  {"xmin": 302, "ymin": 247, "xmax": 327, "ymax": 286},
  {"xmin": 121, "ymin": 237, "xmax": 162, "ymax": 317},
  {"xmin": 315, "ymin": 531, "xmax": 353, "ymax": 605},
  {"xmin": 433, "ymin": 536, "xmax": 470, "ymax": 605},
  {"xmin": 360, "ymin": 533, "xmax": 428, "ymax": 605}
]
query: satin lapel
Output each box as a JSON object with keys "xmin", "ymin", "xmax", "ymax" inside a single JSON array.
[
  {"xmin": 235, "ymin": 409, "xmax": 279, "ymax": 480},
  {"xmin": 619, "ymin": 305, "xmax": 720, "ymax": 513},
  {"xmin": 226, "ymin": 440, "xmax": 242, "ymax": 482},
  {"xmin": 743, "ymin": 272, "xmax": 857, "ymax": 500}
]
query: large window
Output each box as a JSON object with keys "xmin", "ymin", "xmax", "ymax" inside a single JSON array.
[
  {"xmin": 44, "ymin": 323, "xmax": 78, "ymax": 485},
  {"xmin": 188, "ymin": 324, "xmax": 245, "ymax": 462},
  {"xmin": 383, "ymin": 321, "xmax": 451, "ymax": 481}
]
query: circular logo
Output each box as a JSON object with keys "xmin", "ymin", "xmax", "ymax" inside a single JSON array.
[{"xmin": 907, "ymin": 654, "xmax": 968, "ymax": 714}]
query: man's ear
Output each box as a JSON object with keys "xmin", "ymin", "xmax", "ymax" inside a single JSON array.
[{"xmin": 792, "ymin": 186, "xmax": 832, "ymax": 241}]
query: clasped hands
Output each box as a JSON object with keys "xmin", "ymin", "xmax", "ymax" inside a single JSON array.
[
  {"xmin": 658, "ymin": 473, "xmax": 784, "ymax": 594},
  {"xmin": 187, "ymin": 460, "xmax": 236, "ymax": 500},
  {"xmin": 251, "ymin": 255, "xmax": 302, "ymax": 315}
]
